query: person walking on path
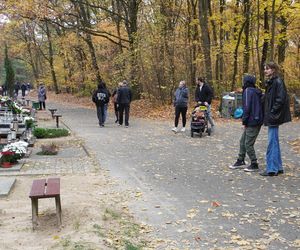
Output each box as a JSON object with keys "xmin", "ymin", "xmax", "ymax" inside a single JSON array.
[
  {"xmin": 112, "ymin": 82, "xmax": 122, "ymax": 123},
  {"xmin": 102, "ymin": 82, "xmax": 111, "ymax": 123},
  {"xmin": 194, "ymin": 77, "xmax": 214, "ymax": 129},
  {"xmin": 38, "ymin": 83, "xmax": 47, "ymax": 110},
  {"xmin": 229, "ymin": 75, "xmax": 264, "ymax": 172},
  {"xmin": 117, "ymin": 80, "xmax": 132, "ymax": 127},
  {"xmin": 260, "ymin": 62, "xmax": 291, "ymax": 176},
  {"xmin": 92, "ymin": 82, "xmax": 110, "ymax": 127},
  {"xmin": 21, "ymin": 83, "xmax": 27, "ymax": 97},
  {"xmin": 172, "ymin": 80, "xmax": 189, "ymax": 133},
  {"xmin": 15, "ymin": 82, "xmax": 20, "ymax": 97}
]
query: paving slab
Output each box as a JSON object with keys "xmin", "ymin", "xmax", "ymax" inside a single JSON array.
[
  {"xmin": 0, "ymin": 163, "xmax": 23, "ymax": 172},
  {"xmin": 0, "ymin": 177, "xmax": 16, "ymax": 197}
]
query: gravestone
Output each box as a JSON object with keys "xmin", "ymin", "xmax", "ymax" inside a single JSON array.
[{"xmin": 0, "ymin": 178, "xmax": 16, "ymax": 197}]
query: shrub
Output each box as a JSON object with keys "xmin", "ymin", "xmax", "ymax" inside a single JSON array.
[
  {"xmin": 37, "ymin": 143, "xmax": 58, "ymax": 155},
  {"xmin": 33, "ymin": 128, "xmax": 70, "ymax": 138}
]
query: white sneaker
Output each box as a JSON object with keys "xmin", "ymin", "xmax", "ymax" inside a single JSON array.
[
  {"xmin": 181, "ymin": 127, "xmax": 186, "ymax": 132},
  {"xmin": 172, "ymin": 127, "xmax": 178, "ymax": 133}
]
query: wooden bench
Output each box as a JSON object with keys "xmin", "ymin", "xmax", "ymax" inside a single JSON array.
[
  {"xmin": 48, "ymin": 108, "xmax": 57, "ymax": 118},
  {"xmin": 26, "ymin": 99, "xmax": 31, "ymax": 106},
  {"xmin": 53, "ymin": 114, "xmax": 62, "ymax": 128},
  {"xmin": 29, "ymin": 178, "xmax": 62, "ymax": 229}
]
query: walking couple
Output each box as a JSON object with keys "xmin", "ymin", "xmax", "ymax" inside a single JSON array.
[{"xmin": 92, "ymin": 80, "xmax": 132, "ymax": 128}]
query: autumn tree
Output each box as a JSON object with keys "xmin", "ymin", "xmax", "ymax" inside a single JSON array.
[{"xmin": 4, "ymin": 44, "xmax": 15, "ymax": 97}]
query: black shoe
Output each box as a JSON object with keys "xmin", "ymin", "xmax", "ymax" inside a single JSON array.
[
  {"xmin": 278, "ymin": 170, "xmax": 284, "ymax": 175},
  {"xmin": 260, "ymin": 171, "xmax": 278, "ymax": 176},
  {"xmin": 244, "ymin": 162, "xmax": 259, "ymax": 172},
  {"xmin": 229, "ymin": 159, "xmax": 246, "ymax": 169},
  {"xmin": 115, "ymin": 119, "xmax": 118, "ymax": 123}
]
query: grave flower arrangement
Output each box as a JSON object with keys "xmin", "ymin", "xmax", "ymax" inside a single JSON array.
[
  {"xmin": 0, "ymin": 96, "xmax": 31, "ymax": 115},
  {"xmin": 24, "ymin": 116, "xmax": 35, "ymax": 129},
  {"xmin": 1, "ymin": 150, "xmax": 16, "ymax": 164},
  {"xmin": 1, "ymin": 141, "xmax": 28, "ymax": 163}
]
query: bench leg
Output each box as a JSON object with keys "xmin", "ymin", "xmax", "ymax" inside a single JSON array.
[
  {"xmin": 31, "ymin": 198, "xmax": 38, "ymax": 230},
  {"xmin": 56, "ymin": 116, "xmax": 59, "ymax": 128},
  {"xmin": 55, "ymin": 196, "xmax": 62, "ymax": 226}
]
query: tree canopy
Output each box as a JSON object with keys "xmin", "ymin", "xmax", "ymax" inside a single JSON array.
[{"xmin": 0, "ymin": 0, "xmax": 299, "ymax": 101}]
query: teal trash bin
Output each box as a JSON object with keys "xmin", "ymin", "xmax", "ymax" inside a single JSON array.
[{"xmin": 32, "ymin": 101, "xmax": 40, "ymax": 110}]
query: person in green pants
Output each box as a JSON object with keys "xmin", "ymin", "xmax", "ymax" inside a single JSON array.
[{"xmin": 229, "ymin": 75, "xmax": 264, "ymax": 172}]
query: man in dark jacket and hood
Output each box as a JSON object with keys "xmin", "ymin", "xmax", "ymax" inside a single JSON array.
[
  {"xmin": 92, "ymin": 82, "xmax": 110, "ymax": 127},
  {"xmin": 229, "ymin": 75, "xmax": 263, "ymax": 172}
]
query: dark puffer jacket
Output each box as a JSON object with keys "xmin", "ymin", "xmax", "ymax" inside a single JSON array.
[{"xmin": 263, "ymin": 76, "xmax": 291, "ymax": 126}]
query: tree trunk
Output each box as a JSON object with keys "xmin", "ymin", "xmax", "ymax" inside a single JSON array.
[
  {"xmin": 278, "ymin": 0, "xmax": 288, "ymax": 67},
  {"xmin": 187, "ymin": 0, "xmax": 199, "ymax": 87},
  {"xmin": 260, "ymin": 5, "xmax": 269, "ymax": 85},
  {"xmin": 120, "ymin": 0, "xmax": 141, "ymax": 99},
  {"xmin": 208, "ymin": 0, "xmax": 219, "ymax": 82},
  {"xmin": 45, "ymin": 22, "xmax": 59, "ymax": 93},
  {"xmin": 198, "ymin": 0, "xmax": 212, "ymax": 84},
  {"xmin": 219, "ymin": 0, "xmax": 225, "ymax": 82},
  {"xmin": 256, "ymin": 0, "xmax": 261, "ymax": 74},
  {"xmin": 243, "ymin": 0, "xmax": 250, "ymax": 73},
  {"xmin": 269, "ymin": 0, "xmax": 276, "ymax": 61},
  {"xmin": 75, "ymin": 0, "xmax": 102, "ymax": 85},
  {"xmin": 231, "ymin": 20, "xmax": 246, "ymax": 91}
]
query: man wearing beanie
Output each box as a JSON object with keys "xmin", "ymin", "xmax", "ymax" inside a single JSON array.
[{"xmin": 229, "ymin": 74, "xmax": 264, "ymax": 172}]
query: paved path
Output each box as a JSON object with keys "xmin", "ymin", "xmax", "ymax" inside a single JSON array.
[{"xmin": 49, "ymin": 102, "xmax": 300, "ymax": 249}]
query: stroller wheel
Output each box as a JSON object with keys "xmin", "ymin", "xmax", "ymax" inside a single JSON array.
[
  {"xmin": 207, "ymin": 128, "xmax": 212, "ymax": 136},
  {"xmin": 191, "ymin": 130, "xmax": 194, "ymax": 137},
  {"xmin": 199, "ymin": 132, "xmax": 202, "ymax": 137}
]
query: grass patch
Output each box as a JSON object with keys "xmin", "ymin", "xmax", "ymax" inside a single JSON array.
[
  {"xmin": 92, "ymin": 224, "xmax": 105, "ymax": 237},
  {"xmin": 103, "ymin": 208, "xmax": 121, "ymax": 220},
  {"xmin": 125, "ymin": 241, "xmax": 143, "ymax": 250},
  {"xmin": 33, "ymin": 127, "xmax": 70, "ymax": 138},
  {"xmin": 59, "ymin": 237, "xmax": 96, "ymax": 250}
]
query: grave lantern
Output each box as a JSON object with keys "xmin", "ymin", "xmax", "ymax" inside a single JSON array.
[{"xmin": 7, "ymin": 131, "xmax": 12, "ymax": 143}]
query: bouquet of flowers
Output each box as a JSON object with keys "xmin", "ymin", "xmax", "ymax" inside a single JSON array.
[
  {"xmin": 1, "ymin": 141, "xmax": 28, "ymax": 163},
  {"xmin": 24, "ymin": 116, "xmax": 35, "ymax": 129}
]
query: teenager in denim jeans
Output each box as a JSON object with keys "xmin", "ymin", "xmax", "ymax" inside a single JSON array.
[
  {"xmin": 260, "ymin": 62, "xmax": 291, "ymax": 176},
  {"xmin": 229, "ymin": 75, "xmax": 263, "ymax": 172}
]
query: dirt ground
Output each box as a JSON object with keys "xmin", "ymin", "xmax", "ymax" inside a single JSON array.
[
  {"xmin": 0, "ymin": 174, "xmax": 158, "ymax": 249},
  {"xmin": 0, "ymin": 93, "xmax": 159, "ymax": 250}
]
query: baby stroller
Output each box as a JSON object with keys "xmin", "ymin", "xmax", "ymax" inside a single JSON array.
[{"xmin": 190, "ymin": 104, "xmax": 212, "ymax": 137}]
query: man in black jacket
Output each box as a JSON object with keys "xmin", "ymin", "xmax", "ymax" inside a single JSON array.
[
  {"xmin": 117, "ymin": 80, "xmax": 132, "ymax": 127},
  {"xmin": 92, "ymin": 82, "xmax": 110, "ymax": 127},
  {"xmin": 260, "ymin": 62, "xmax": 291, "ymax": 176},
  {"xmin": 195, "ymin": 77, "xmax": 215, "ymax": 129}
]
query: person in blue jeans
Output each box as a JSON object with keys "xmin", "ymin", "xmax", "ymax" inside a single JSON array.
[{"xmin": 260, "ymin": 62, "xmax": 291, "ymax": 176}]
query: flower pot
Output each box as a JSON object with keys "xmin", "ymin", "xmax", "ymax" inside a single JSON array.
[{"xmin": 1, "ymin": 162, "xmax": 13, "ymax": 168}]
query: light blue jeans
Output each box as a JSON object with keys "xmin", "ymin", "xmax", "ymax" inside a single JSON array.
[
  {"xmin": 266, "ymin": 126, "xmax": 283, "ymax": 173},
  {"xmin": 206, "ymin": 104, "xmax": 214, "ymax": 127}
]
